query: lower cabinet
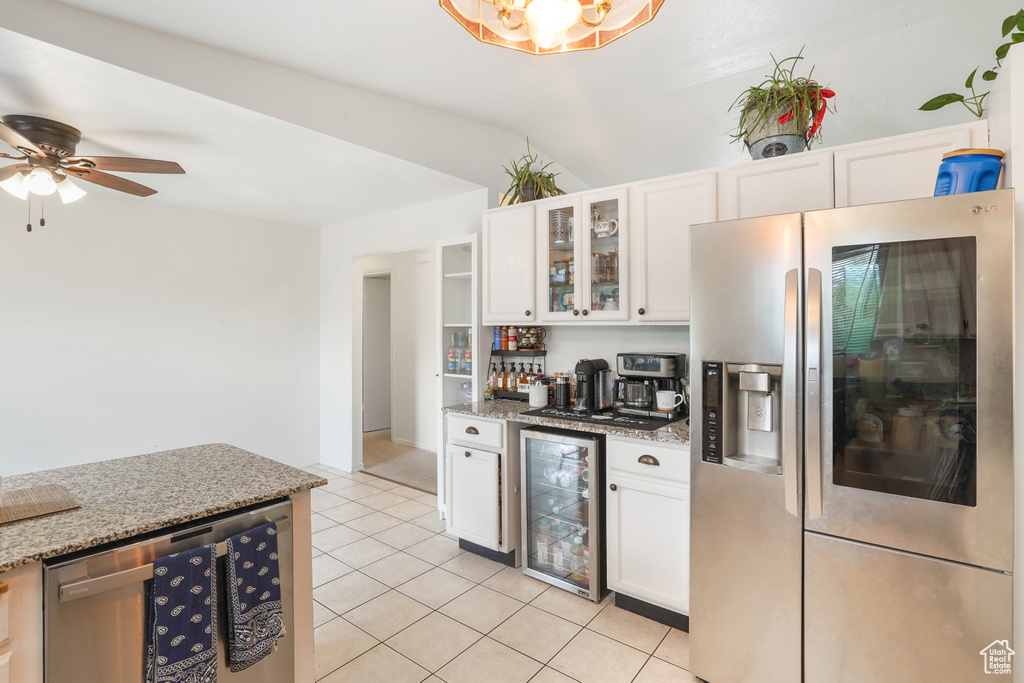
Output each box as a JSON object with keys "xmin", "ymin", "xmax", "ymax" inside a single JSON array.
[
  {"xmin": 605, "ymin": 437, "xmax": 689, "ymax": 615},
  {"xmin": 444, "ymin": 414, "xmax": 521, "ymax": 563},
  {"xmin": 0, "ymin": 561, "xmax": 43, "ymax": 683}
]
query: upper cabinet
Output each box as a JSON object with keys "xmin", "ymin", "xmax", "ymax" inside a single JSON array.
[
  {"xmin": 833, "ymin": 121, "xmax": 989, "ymax": 207},
  {"xmin": 717, "ymin": 149, "xmax": 835, "ymax": 220},
  {"xmin": 482, "ymin": 203, "xmax": 536, "ymax": 324},
  {"xmin": 536, "ymin": 188, "xmax": 629, "ymax": 323},
  {"xmin": 629, "ymin": 172, "xmax": 717, "ymax": 323}
]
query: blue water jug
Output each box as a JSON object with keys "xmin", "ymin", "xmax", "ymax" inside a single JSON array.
[{"xmin": 934, "ymin": 148, "xmax": 1003, "ymax": 196}]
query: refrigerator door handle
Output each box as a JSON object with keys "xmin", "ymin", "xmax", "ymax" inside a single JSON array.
[
  {"xmin": 782, "ymin": 268, "xmax": 799, "ymax": 517},
  {"xmin": 805, "ymin": 267, "xmax": 823, "ymax": 519}
]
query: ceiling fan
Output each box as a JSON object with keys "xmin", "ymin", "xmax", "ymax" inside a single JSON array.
[{"xmin": 0, "ymin": 114, "xmax": 185, "ymax": 204}]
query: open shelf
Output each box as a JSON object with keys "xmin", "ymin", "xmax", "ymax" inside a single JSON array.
[
  {"xmin": 489, "ymin": 348, "xmax": 547, "ymax": 357},
  {"xmin": 444, "ymin": 271, "xmax": 472, "ymax": 279}
]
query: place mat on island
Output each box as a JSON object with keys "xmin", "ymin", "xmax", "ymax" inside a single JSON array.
[{"xmin": 0, "ymin": 483, "xmax": 80, "ymax": 525}]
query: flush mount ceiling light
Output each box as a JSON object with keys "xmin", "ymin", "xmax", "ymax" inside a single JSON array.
[{"xmin": 441, "ymin": 0, "xmax": 663, "ymax": 54}]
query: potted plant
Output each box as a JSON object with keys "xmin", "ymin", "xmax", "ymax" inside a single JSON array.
[
  {"xmin": 729, "ymin": 47, "xmax": 836, "ymax": 159},
  {"xmin": 501, "ymin": 139, "xmax": 566, "ymax": 204}
]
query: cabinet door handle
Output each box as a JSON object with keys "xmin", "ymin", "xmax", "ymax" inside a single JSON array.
[
  {"xmin": 525, "ymin": 310, "xmax": 531, "ymax": 317},
  {"xmin": 573, "ymin": 309, "xmax": 580, "ymax": 316},
  {"xmin": 464, "ymin": 450, "xmax": 472, "ymax": 458},
  {"xmin": 465, "ymin": 426, "xmax": 479, "ymax": 434},
  {"xmin": 638, "ymin": 307, "xmax": 645, "ymax": 315},
  {"xmin": 638, "ymin": 455, "xmax": 660, "ymax": 466},
  {"xmin": 581, "ymin": 309, "xmax": 589, "ymax": 316},
  {"xmin": 609, "ymin": 483, "xmax": 617, "ymax": 491}
]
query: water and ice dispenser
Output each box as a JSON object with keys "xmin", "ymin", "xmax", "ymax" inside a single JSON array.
[{"xmin": 701, "ymin": 361, "xmax": 784, "ymax": 474}]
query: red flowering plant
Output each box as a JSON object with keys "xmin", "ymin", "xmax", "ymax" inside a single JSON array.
[{"xmin": 729, "ymin": 47, "xmax": 836, "ymax": 153}]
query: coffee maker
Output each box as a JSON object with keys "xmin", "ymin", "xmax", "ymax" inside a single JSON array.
[
  {"xmin": 613, "ymin": 352, "xmax": 688, "ymax": 420},
  {"xmin": 573, "ymin": 358, "xmax": 613, "ymax": 413}
]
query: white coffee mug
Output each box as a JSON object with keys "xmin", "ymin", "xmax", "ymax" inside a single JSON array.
[{"xmin": 655, "ymin": 390, "xmax": 684, "ymax": 412}]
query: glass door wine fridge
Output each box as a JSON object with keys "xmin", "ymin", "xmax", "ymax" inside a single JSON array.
[{"xmin": 520, "ymin": 427, "xmax": 603, "ymax": 602}]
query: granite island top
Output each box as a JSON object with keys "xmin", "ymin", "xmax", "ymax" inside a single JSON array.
[
  {"xmin": 0, "ymin": 443, "xmax": 326, "ymax": 573},
  {"xmin": 445, "ymin": 400, "xmax": 690, "ymax": 445}
]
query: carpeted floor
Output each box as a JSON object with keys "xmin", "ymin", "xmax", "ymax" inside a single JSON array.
[{"xmin": 362, "ymin": 430, "xmax": 437, "ymax": 495}]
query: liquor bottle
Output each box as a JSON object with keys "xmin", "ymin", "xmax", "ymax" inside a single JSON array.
[
  {"xmin": 447, "ymin": 333, "xmax": 459, "ymax": 373},
  {"xmin": 464, "ymin": 332, "xmax": 472, "ymax": 373},
  {"xmin": 456, "ymin": 331, "xmax": 467, "ymax": 373},
  {"xmin": 485, "ymin": 362, "xmax": 497, "ymax": 400}
]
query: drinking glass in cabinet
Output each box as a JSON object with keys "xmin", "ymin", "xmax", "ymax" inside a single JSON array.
[
  {"xmin": 546, "ymin": 206, "xmax": 575, "ymax": 313},
  {"xmin": 589, "ymin": 199, "xmax": 620, "ymax": 311}
]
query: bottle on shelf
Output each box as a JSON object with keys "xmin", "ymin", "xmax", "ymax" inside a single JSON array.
[
  {"xmin": 461, "ymin": 380, "xmax": 473, "ymax": 403},
  {"xmin": 535, "ymin": 518, "xmax": 554, "ymax": 568},
  {"xmin": 553, "ymin": 522, "xmax": 570, "ymax": 572},
  {"xmin": 485, "ymin": 362, "xmax": 497, "ymax": 400},
  {"xmin": 447, "ymin": 333, "xmax": 459, "ymax": 374},
  {"xmin": 499, "ymin": 361, "xmax": 508, "ymax": 391},
  {"xmin": 500, "ymin": 326, "xmax": 509, "ymax": 350},
  {"xmin": 456, "ymin": 331, "xmax": 467, "ymax": 374},
  {"xmin": 508, "ymin": 364, "xmax": 519, "ymax": 394},
  {"xmin": 493, "ymin": 326, "xmax": 501, "ymax": 351},
  {"xmin": 569, "ymin": 535, "xmax": 585, "ymax": 581},
  {"xmin": 518, "ymin": 363, "xmax": 529, "ymax": 392},
  {"xmin": 508, "ymin": 326, "xmax": 518, "ymax": 351},
  {"xmin": 464, "ymin": 332, "xmax": 472, "ymax": 373}
]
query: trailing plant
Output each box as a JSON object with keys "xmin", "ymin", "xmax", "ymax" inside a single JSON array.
[
  {"xmin": 729, "ymin": 46, "xmax": 836, "ymax": 149},
  {"xmin": 501, "ymin": 138, "xmax": 565, "ymax": 204},
  {"xmin": 920, "ymin": 9, "xmax": 1024, "ymax": 118}
]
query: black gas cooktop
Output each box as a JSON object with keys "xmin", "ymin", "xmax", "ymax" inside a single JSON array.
[{"xmin": 521, "ymin": 406, "xmax": 684, "ymax": 431}]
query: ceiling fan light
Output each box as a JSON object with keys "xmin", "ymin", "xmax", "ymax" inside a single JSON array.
[
  {"xmin": 0, "ymin": 171, "xmax": 29, "ymax": 200},
  {"xmin": 24, "ymin": 167, "xmax": 57, "ymax": 196},
  {"xmin": 55, "ymin": 176, "xmax": 87, "ymax": 204},
  {"xmin": 525, "ymin": 0, "xmax": 582, "ymax": 48}
]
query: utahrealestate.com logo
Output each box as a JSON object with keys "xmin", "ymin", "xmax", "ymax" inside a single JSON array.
[{"xmin": 980, "ymin": 640, "xmax": 1014, "ymax": 675}]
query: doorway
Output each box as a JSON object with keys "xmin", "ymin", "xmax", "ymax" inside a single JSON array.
[{"xmin": 362, "ymin": 273, "xmax": 392, "ymax": 433}]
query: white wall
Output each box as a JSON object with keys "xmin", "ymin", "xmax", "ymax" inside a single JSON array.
[
  {"xmin": 320, "ymin": 189, "xmax": 488, "ymax": 472},
  {"xmin": 0, "ymin": 191, "xmax": 321, "ymax": 475},
  {"xmin": 360, "ymin": 251, "xmax": 436, "ymax": 450},
  {"xmin": 520, "ymin": 325, "xmax": 689, "ymax": 378},
  {"xmin": 361, "ymin": 275, "xmax": 392, "ymax": 432}
]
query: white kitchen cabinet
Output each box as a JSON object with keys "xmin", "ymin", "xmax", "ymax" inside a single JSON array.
[
  {"xmin": 629, "ymin": 172, "xmax": 716, "ymax": 323},
  {"xmin": 536, "ymin": 187, "xmax": 629, "ymax": 323},
  {"xmin": 606, "ymin": 437, "xmax": 689, "ymax": 614},
  {"xmin": 0, "ymin": 562, "xmax": 43, "ymax": 683},
  {"xmin": 833, "ymin": 121, "xmax": 989, "ymax": 207},
  {"xmin": 482, "ymin": 203, "xmax": 536, "ymax": 324},
  {"xmin": 445, "ymin": 414, "xmax": 521, "ymax": 562},
  {"xmin": 717, "ymin": 148, "xmax": 835, "ymax": 220}
]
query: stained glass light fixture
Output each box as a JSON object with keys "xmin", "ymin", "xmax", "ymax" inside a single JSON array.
[{"xmin": 441, "ymin": 0, "xmax": 663, "ymax": 54}]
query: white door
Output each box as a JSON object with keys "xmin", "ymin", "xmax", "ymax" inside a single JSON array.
[
  {"xmin": 630, "ymin": 172, "xmax": 717, "ymax": 322},
  {"xmin": 362, "ymin": 274, "xmax": 391, "ymax": 432},
  {"xmin": 482, "ymin": 204, "xmax": 536, "ymax": 324},
  {"xmin": 447, "ymin": 444, "xmax": 499, "ymax": 549}
]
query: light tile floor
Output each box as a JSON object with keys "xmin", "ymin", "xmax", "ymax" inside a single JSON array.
[{"xmin": 304, "ymin": 464, "xmax": 699, "ymax": 683}]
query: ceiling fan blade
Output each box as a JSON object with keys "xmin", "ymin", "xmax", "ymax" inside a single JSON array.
[
  {"xmin": 64, "ymin": 156, "xmax": 185, "ymax": 174},
  {"xmin": 0, "ymin": 121, "xmax": 46, "ymax": 158},
  {"xmin": 63, "ymin": 167, "xmax": 157, "ymax": 197},
  {"xmin": 0, "ymin": 164, "xmax": 29, "ymax": 182}
]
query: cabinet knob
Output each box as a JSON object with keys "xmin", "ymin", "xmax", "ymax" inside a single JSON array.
[
  {"xmin": 465, "ymin": 451, "xmax": 472, "ymax": 458},
  {"xmin": 582, "ymin": 309, "xmax": 589, "ymax": 316},
  {"xmin": 609, "ymin": 483, "xmax": 618, "ymax": 491},
  {"xmin": 638, "ymin": 455, "xmax": 661, "ymax": 467},
  {"xmin": 638, "ymin": 307, "xmax": 645, "ymax": 315},
  {"xmin": 573, "ymin": 309, "xmax": 580, "ymax": 316},
  {"xmin": 525, "ymin": 310, "xmax": 531, "ymax": 317},
  {"xmin": 465, "ymin": 426, "xmax": 479, "ymax": 435}
]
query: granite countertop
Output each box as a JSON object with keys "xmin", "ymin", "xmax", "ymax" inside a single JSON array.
[
  {"xmin": 0, "ymin": 443, "xmax": 326, "ymax": 573},
  {"xmin": 445, "ymin": 400, "xmax": 690, "ymax": 446}
]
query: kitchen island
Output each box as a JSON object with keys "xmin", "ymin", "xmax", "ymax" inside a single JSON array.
[{"xmin": 0, "ymin": 443, "xmax": 325, "ymax": 683}]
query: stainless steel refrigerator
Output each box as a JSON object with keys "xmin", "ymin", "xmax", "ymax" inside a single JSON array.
[
  {"xmin": 521, "ymin": 427, "xmax": 603, "ymax": 602},
  {"xmin": 689, "ymin": 190, "xmax": 1014, "ymax": 683}
]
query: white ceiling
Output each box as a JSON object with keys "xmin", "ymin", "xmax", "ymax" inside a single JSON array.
[{"xmin": 0, "ymin": 0, "xmax": 1014, "ymax": 226}]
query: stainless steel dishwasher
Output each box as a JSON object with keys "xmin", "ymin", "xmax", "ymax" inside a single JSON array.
[{"xmin": 43, "ymin": 499, "xmax": 295, "ymax": 683}]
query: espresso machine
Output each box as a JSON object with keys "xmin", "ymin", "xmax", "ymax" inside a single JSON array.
[{"xmin": 613, "ymin": 352, "xmax": 688, "ymax": 421}]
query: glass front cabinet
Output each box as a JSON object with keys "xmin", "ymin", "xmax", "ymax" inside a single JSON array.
[{"xmin": 535, "ymin": 188, "xmax": 628, "ymax": 323}]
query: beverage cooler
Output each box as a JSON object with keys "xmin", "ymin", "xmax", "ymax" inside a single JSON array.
[{"xmin": 520, "ymin": 428, "xmax": 603, "ymax": 602}]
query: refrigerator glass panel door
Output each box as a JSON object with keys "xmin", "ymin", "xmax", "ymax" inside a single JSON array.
[
  {"xmin": 521, "ymin": 429, "xmax": 601, "ymax": 601},
  {"xmin": 831, "ymin": 237, "xmax": 977, "ymax": 506},
  {"xmin": 804, "ymin": 190, "xmax": 1014, "ymax": 572}
]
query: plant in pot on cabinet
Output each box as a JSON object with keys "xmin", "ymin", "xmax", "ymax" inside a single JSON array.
[
  {"xmin": 501, "ymin": 138, "xmax": 566, "ymax": 204},
  {"xmin": 730, "ymin": 47, "xmax": 836, "ymax": 159}
]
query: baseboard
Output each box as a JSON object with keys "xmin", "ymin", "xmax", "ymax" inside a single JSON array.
[
  {"xmin": 319, "ymin": 457, "xmax": 362, "ymax": 474},
  {"xmin": 458, "ymin": 538, "xmax": 517, "ymax": 567},
  {"xmin": 391, "ymin": 436, "xmax": 435, "ymax": 452},
  {"xmin": 613, "ymin": 592, "xmax": 689, "ymax": 632}
]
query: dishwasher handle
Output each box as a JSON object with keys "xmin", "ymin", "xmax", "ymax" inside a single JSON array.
[{"xmin": 58, "ymin": 516, "xmax": 291, "ymax": 603}]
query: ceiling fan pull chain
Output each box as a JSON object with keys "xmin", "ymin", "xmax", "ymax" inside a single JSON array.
[
  {"xmin": 26, "ymin": 197, "xmax": 31, "ymax": 232},
  {"xmin": 39, "ymin": 198, "xmax": 45, "ymax": 227}
]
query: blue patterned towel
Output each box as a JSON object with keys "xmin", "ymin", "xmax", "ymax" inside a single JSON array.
[
  {"xmin": 225, "ymin": 522, "xmax": 285, "ymax": 672},
  {"xmin": 145, "ymin": 543, "xmax": 217, "ymax": 683}
]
